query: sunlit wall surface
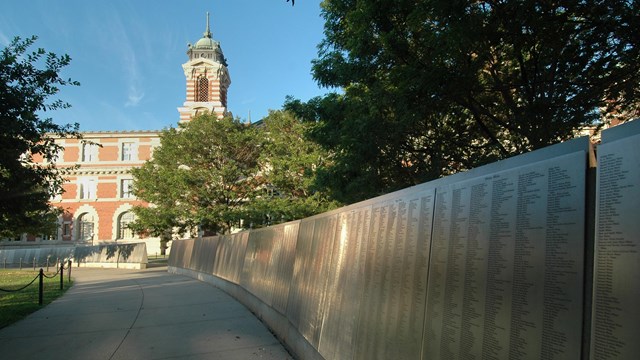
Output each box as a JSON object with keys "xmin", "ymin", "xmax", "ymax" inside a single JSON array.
[{"xmin": 169, "ymin": 123, "xmax": 639, "ymax": 359}]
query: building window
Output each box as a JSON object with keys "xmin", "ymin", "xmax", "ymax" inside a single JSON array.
[
  {"xmin": 62, "ymin": 223, "xmax": 71, "ymax": 237},
  {"xmin": 121, "ymin": 179, "xmax": 134, "ymax": 198},
  {"xmin": 196, "ymin": 75, "xmax": 208, "ymax": 102},
  {"xmin": 117, "ymin": 212, "xmax": 135, "ymax": 239},
  {"xmin": 79, "ymin": 178, "xmax": 97, "ymax": 199},
  {"xmin": 81, "ymin": 143, "xmax": 98, "ymax": 162},
  {"xmin": 121, "ymin": 142, "xmax": 137, "ymax": 161},
  {"xmin": 77, "ymin": 213, "xmax": 94, "ymax": 242}
]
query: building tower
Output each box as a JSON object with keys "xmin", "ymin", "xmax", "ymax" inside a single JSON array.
[{"xmin": 178, "ymin": 12, "xmax": 231, "ymax": 122}]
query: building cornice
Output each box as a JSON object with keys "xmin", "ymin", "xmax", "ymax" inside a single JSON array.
[{"xmin": 66, "ymin": 167, "xmax": 137, "ymax": 176}]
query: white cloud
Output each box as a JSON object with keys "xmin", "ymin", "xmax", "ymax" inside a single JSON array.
[{"xmin": 125, "ymin": 86, "xmax": 145, "ymax": 107}]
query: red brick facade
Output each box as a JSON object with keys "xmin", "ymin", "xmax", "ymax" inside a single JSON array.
[{"xmin": 16, "ymin": 132, "xmax": 161, "ymax": 250}]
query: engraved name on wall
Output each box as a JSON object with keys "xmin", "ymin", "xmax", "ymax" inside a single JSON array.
[
  {"xmin": 424, "ymin": 152, "xmax": 586, "ymax": 359},
  {"xmin": 591, "ymin": 123, "xmax": 640, "ymax": 360}
]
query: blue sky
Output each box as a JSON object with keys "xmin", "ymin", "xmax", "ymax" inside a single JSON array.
[{"xmin": 0, "ymin": 0, "xmax": 330, "ymax": 130}]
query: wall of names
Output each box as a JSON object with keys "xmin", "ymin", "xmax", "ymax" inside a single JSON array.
[{"xmin": 168, "ymin": 121, "xmax": 640, "ymax": 360}]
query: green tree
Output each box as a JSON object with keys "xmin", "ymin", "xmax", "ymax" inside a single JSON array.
[
  {"xmin": 245, "ymin": 110, "xmax": 339, "ymax": 226},
  {"xmin": 289, "ymin": 0, "xmax": 639, "ymax": 204},
  {"xmin": 0, "ymin": 36, "xmax": 80, "ymax": 237},
  {"xmin": 130, "ymin": 115, "xmax": 260, "ymax": 249}
]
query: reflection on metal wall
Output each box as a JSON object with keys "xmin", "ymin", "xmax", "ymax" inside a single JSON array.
[
  {"xmin": 192, "ymin": 237, "xmax": 217, "ymax": 274},
  {"xmin": 289, "ymin": 215, "xmax": 338, "ymax": 348},
  {"xmin": 0, "ymin": 243, "xmax": 149, "ymax": 267},
  {"xmin": 590, "ymin": 120, "xmax": 640, "ymax": 360},
  {"xmin": 240, "ymin": 223, "xmax": 299, "ymax": 309},
  {"xmin": 424, "ymin": 150, "xmax": 588, "ymax": 359},
  {"xmin": 167, "ymin": 136, "xmax": 600, "ymax": 360},
  {"xmin": 74, "ymin": 243, "xmax": 148, "ymax": 265},
  {"xmin": 213, "ymin": 232, "xmax": 248, "ymax": 284},
  {"xmin": 0, "ymin": 247, "xmax": 75, "ymax": 267},
  {"xmin": 318, "ymin": 207, "xmax": 370, "ymax": 360}
]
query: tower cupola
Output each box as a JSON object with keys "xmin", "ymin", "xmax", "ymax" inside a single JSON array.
[
  {"xmin": 187, "ymin": 12, "xmax": 227, "ymax": 66},
  {"xmin": 178, "ymin": 12, "xmax": 231, "ymax": 122}
]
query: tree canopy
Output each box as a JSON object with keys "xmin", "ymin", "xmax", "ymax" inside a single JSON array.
[
  {"xmin": 287, "ymin": 0, "xmax": 639, "ymax": 204},
  {"xmin": 244, "ymin": 110, "xmax": 339, "ymax": 226},
  {"xmin": 131, "ymin": 115, "xmax": 260, "ymax": 238},
  {"xmin": 131, "ymin": 111, "xmax": 334, "ymax": 242},
  {"xmin": 0, "ymin": 36, "xmax": 80, "ymax": 237}
]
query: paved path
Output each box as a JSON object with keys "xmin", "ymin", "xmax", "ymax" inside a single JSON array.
[{"xmin": 0, "ymin": 267, "xmax": 293, "ymax": 360}]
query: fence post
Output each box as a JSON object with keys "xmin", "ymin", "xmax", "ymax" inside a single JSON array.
[
  {"xmin": 59, "ymin": 262, "xmax": 64, "ymax": 290},
  {"xmin": 46, "ymin": 257, "xmax": 49, "ymax": 272},
  {"xmin": 67, "ymin": 260, "xmax": 72, "ymax": 282},
  {"xmin": 39, "ymin": 268, "xmax": 44, "ymax": 306},
  {"xmin": 33, "ymin": 257, "xmax": 36, "ymax": 271},
  {"xmin": 20, "ymin": 257, "xmax": 22, "ymax": 270}
]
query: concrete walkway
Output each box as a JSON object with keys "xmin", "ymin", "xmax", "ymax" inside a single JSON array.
[{"xmin": 0, "ymin": 267, "xmax": 294, "ymax": 360}]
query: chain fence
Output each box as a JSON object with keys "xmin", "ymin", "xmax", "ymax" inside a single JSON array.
[{"xmin": 0, "ymin": 260, "xmax": 72, "ymax": 305}]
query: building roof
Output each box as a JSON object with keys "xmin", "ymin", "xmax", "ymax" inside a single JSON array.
[
  {"xmin": 187, "ymin": 12, "xmax": 227, "ymax": 66},
  {"xmin": 194, "ymin": 13, "xmax": 218, "ymax": 50}
]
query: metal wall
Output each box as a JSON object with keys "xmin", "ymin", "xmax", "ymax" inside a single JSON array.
[
  {"xmin": 590, "ymin": 120, "xmax": 640, "ymax": 360},
  {"xmin": 166, "ymin": 134, "xmax": 626, "ymax": 359},
  {"xmin": 0, "ymin": 246, "xmax": 75, "ymax": 267},
  {"xmin": 0, "ymin": 243, "xmax": 148, "ymax": 267}
]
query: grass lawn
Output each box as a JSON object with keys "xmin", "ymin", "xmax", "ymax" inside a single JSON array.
[{"xmin": 0, "ymin": 269, "xmax": 73, "ymax": 329}]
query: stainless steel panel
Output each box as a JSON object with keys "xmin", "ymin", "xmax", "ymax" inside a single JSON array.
[
  {"xmin": 286, "ymin": 215, "xmax": 338, "ymax": 348},
  {"xmin": 212, "ymin": 235, "xmax": 228, "ymax": 278},
  {"xmin": 192, "ymin": 237, "xmax": 213, "ymax": 273},
  {"xmin": 271, "ymin": 222, "xmax": 299, "ymax": 314},
  {"xmin": 177, "ymin": 239, "xmax": 193, "ymax": 269},
  {"xmin": 286, "ymin": 219, "xmax": 315, "ymax": 333},
  {"xmin": 335, "ymin": 206, "xmax": 372, "ymax": 358},
  {"xmin": 241, "ymin": 227, "xmax": 280, "ymax": 305},
  {"xmin": 184, "ymin": 238, "xmax": 196, "ymax": 271},
  {"xmin": 354, "ymin": 199, "xmax": 389, "ymax": 359},
  {"xmin": 352, "ymin": 189, "xmax": 435, "ymax": 360},
  {"xmin": 372, "ymin": 198, "xmax": 401, "ymax": 358},
  {"xmin": 318, "ymin": 206, "xmax": 372, "ymax": 359},
  {"xmin": 190, "ymin": 238, "xmax": 201, "ymax": 271},
  {"xmin": 166, "ymin": 137, "xmax": 590, "ymax": 360},
  {"xmin": 231, "ymin": 232, "xmax": 249, "ymax": 283},
  {"xmin": 237, "ymin": 222, "xmax": 298, "ymax": 310},
  {"xmin": 201, "ymin": 236, "xmax": 218, "ymax": 274},
  {"xmin": 402, "ymin": 192, "xmax": 435, "ymax": 358},
  {"xmin": 213, "ymin": 232, "xmax": 248, "ymax": 284},
  {"xmin": 167, "ymin": 240, "xmax": 183, "ymax": 267},
  {"xmin": 423, "ymin": 151, "xmax": 586, "ymax": 359},
  {"xmin": 0, "ymin": 247, "xmax": 76, "ymax": 268},
  {"xmin": 591, "ymin": 125, "xmax": 640, "ymax": 359}
]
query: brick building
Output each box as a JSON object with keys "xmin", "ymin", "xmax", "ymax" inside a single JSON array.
[{"xmin": 2, "ymin": 13, "xmax": 229, "ymax": 254}]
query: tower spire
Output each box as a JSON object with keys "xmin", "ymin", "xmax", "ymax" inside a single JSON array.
[{"xmin": 204, "ymin": 12, "xmax": 212, "ymax": 38}]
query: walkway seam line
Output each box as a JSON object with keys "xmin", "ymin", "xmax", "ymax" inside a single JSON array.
[{"xmin": 108, "ymin": 277, "xmax": 145, "ymax": 360}]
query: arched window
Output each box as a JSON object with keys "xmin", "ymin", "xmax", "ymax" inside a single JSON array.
[
  {"xmin": 77, "ymin": 213, "xmax": 94, "ymax": 242},
  {"xmin": 196, "ymin": 75, "xmax": 209, "ymax": 102},
  {"xmin": 117, "ymin": 212, "xmax": 135, "ymax": 239}
]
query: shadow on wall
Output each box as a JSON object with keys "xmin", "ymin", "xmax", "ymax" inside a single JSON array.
[
  {"xmin": 0, "ymin": 243, "xmax": 148, "ymax": 269},
  {"xmin": 73, "ymin": 243, "xmax": 148, "ymax": 268}
]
